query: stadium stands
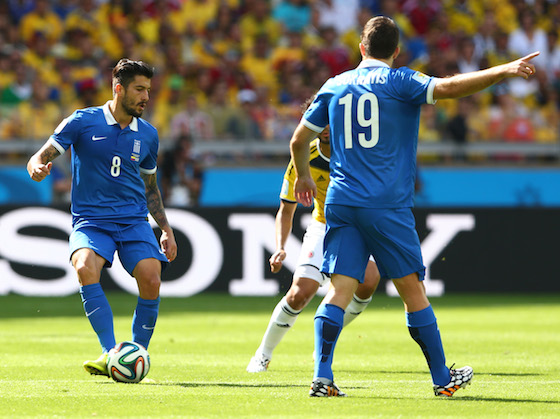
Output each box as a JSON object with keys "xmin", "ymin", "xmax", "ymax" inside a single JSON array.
[{"xmin": 0, "ymin": 0, "xmax": 558, "ymax": 166}]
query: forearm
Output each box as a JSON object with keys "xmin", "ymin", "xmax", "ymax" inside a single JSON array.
[
  {"xmin": 275, "ymin": 202, "xmax": 297, "ymax": 251},
  {"xmin": 434, "ymin": 66, "xmax": 506, "ymax": 100},
  {"xmin": 142, "ymin": 172, "xmax": 171, "ymax": 231},
  {"xmin": 27, "ymin": 143, "xmax": 60, "ymax": 170},
  {"xmin": 289, "ymin": 124, "xmax": 315, "ymax": 178},
  {"xmin": 434, "ymin": 52, "xmax": 538, "ymax": 100}
]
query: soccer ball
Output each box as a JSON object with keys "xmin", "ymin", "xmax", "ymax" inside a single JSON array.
[{"xmin": 107, "ymin": 341, "xmax": 150, "ymax": 383}]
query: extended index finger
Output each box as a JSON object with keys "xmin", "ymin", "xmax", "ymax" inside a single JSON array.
[{"xmin": 521, "ymin": 51, "xmax": 540, "ymax": 61}]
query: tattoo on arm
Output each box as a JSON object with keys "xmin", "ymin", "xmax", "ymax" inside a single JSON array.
[
  {"xmin": 142, "ymin": 172, "xmax": 170, "ymax": 229},
  {"xmin": 39, "ymin": 144, "xmax": 61, "ymax": 164}
]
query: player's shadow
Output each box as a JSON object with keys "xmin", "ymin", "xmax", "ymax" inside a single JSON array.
[
  {"xmin": 343, "ymin": 395, "xmax": 560, "ymax": 403},
  {"xmin": 450, "ymin": 396, "xmax": 559, "ymax": 404},
  {"xmin": 336, "ymin": 370, "xmax": 544, "ymax": 378},
  {"xmin": 473, "ymin": 372, "xmax": 544, "ymax": 377},
  {"xmin": 151, "ymin": 382, "xmax": 370, "ymax": 390}
]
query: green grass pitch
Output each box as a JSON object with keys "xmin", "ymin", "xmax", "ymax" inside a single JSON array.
[{"xmin": 0, "ymin": 293, "xmax": 558, "ymax": 417}]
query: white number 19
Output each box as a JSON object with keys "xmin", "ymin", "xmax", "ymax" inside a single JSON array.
[{"xmin": 338, "ymin": 92, "xmax": 379, "ymax": 149}]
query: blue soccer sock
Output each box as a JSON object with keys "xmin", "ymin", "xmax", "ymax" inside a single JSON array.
[
  {"xmin": 314, "ymin": 303, "xmax": 344, "ymax": 382},
  {"xmin": 80, "ymin": 283, "xmax": 115, "ymax": 353},
  {"xmin": 132, "ymin": 296, "xmax": 160, "ymax": 349},
  {"xmin": 407, "ymin": 305, "xmax": 450, "ymax": 386}
]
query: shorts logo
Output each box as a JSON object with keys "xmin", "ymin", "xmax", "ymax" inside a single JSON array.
[{"xmin": 308, "ymin": 251, "xmax": 314, "ymax": 258}]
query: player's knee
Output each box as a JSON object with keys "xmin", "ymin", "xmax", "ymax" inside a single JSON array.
[
  {"xmin": 141, "ymin": 274, "xmax": 161, "ymax": 292},
  {"xmin": 286, "ymin": 278, "xmax": 320, "ymax": 310},
  {"xmin": 285, "ymin": 289, "xmax": 311, "ymax": 310},
  {"xmin": 137, "ymin": 274, "xmax": 161, "ymax": 299},
  {"xmin": 73, "ymin": 259, "xmax": 98, "ymax": 284}
]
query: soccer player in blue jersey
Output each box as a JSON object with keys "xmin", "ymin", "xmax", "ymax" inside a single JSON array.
[
  {"xmin": 27, "ymin": 59, "xmax": 177, "ymax": 377},
  {"xmin": 289, "ymin": 16, "xmax": 539, "ymax": 397}
]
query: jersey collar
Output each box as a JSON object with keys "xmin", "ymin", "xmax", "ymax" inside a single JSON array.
[
  {"xmin": 102, "ymin": 101, "xmax": 139, "ymax": 131},
  {"xmin": 358, "ymin": 59, "xmax": 390, "ymax": 69},
  {"xmin": 315, "ymin": 138, "xmax": 330, "ymax": 162}
]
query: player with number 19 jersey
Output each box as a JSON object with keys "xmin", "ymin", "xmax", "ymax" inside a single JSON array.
[
  {"xmin": 302, "ymin": 59, "xmax": 437, "ymax": 209},
  {"xmin": 48, "ymin": 102, "xmax": 158, "ymax": 224}
]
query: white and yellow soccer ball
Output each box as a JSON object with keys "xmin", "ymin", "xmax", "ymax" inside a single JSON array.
[{"xmin": 107, "ymin": 341, "xmax": 150, "ymax": 383}]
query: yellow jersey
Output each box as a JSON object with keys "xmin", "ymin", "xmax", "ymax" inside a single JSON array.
[{"xmin": 280, "ymin": 139, "xmax": 330, "ymax": 224}]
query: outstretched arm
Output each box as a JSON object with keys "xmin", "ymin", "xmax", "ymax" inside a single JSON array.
[
  {"xmin": 269, "ymin": 200, "xmax": 298, "ymax": 273},
  {"xmin": 433, "ymin": 52, "xmax": 539, "ymax": 100},
  {"xmin": 27, "ymin": 143, "xmax": 61, "ymax": 182},
  {"xmin": 141, "ymin": 171, "xmax": 177, "ymax": 262}
]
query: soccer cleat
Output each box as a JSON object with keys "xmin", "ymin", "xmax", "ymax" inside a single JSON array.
[
  {"xmin": 83, "ymin": 353, "xmax": 109, "ymax": 377},
  {"xmin": 309, "ymin": 378, "xmax": 347, "ymax": 397},
  {"xmin": 434, "ymin": 365, "xmax": 473, "ymax": 397},
  {"xmin": 246, "ymin": 354, "xmax": 271, "ymax": 373}
]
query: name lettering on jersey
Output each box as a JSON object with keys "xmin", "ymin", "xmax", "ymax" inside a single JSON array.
[
  {"xmin": 91, "ymin": 135, "xmax": 107, "ymax": 141},
  {"xmin": 131, "ymin": 139, "xmax": 141, "ymax": 162},
  {"xmin": 335, "ymin": 72, "xmax": 387, "ymax": 86}
]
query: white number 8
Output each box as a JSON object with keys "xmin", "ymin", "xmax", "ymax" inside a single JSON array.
[
  {"xmin": 110, "ymin": 156, "xmax": 121, "ymax": 177},
  {"xmin": 339, "ymin": 92, "xmax": 379, "ymax": 149}
]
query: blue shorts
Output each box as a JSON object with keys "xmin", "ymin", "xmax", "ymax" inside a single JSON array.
[
  {"xmin": 322, "ymin": 204, "xmax": 425, "ymax": 283},
  {"xmin": 69, "ymin": 219, "xmax": 168, "ymax": 275}
]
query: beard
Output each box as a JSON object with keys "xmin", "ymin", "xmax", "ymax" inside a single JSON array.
[{"xmin": 122, "ymin": 94, "xmax": 145, "ymax": 118}]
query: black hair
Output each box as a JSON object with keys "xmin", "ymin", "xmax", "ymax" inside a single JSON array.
[
  {"xmin": 112, "ymin": 58, "xmax": 154, "ymax": 91},
  {"xmin": 361, "ymin": 16, "xmax": 399, "ymax": 59}
]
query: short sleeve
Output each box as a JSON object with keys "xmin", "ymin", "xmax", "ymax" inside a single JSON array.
[
  {"xmin": 390, "ymin": 67, "xmax": 438, "ymax": 106},
  {"xmin": 279, "ymin": 159, "xmax": 296, "ymax": 202},
  {"xmin": 48, "ymin": 111, "xmax": 82, "ymax": 154},
  {"xmin": 301, "ymin": 81, "xmax": 333, "ymax": 132},
  {"xmin": 140, "ymin": 130, "xmax": 159, "ymax": 174}
]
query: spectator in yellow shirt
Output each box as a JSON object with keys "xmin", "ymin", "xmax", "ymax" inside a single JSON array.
[
  {"xmin": 240, "ymin": 34, "xmax": 279, "ymax": 98},
  {"xmin": 19, "ymin": 0, "xmax": 63, "ymax": 45},
  {"xmin": 239, "ymin": 0, "xmax": 282, "ymax": 52}
]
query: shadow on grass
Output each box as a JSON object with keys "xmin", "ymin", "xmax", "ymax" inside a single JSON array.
[
  {"xmin": 326, "ymin": 370, "xmax": 545, "ymax": 378},
  {"xmin": 99, "ymin": 381, "xmax": 370, "ymax": 390},
  {"xmin": 98, "ymin": 381, "xmax": 559, "ymax": 404},
  {"xmin": 456, "ymin": 396, "xmax": 559, "ymax": 404}
]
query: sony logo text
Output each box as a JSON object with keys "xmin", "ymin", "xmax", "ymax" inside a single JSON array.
[{"xmin": 0, "ymin": 207, "xmax": 474, "ymax": 297}]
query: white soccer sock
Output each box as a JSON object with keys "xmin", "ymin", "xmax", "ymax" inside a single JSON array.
[
  {"xmin": 256, "ymin": 296, "xmax": 301, "ymax": 359},
  {"xmin": 343, "ymin": 294, "xmax": 372, "ymax": 327}
]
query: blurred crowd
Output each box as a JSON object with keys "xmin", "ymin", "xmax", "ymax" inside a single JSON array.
[{"xmin": 0, "ymin": 0, "xmax": 559, "ymax": 162}]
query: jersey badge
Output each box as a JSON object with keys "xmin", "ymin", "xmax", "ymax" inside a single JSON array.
[
  {"xmin": 131, "ymin": 139, "xmax": 141, "ymax": 162},
  {"xmin": 412, "ymin": 71, "xmax": 430, "ymax": 85}
]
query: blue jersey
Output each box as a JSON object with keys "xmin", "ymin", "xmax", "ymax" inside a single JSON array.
[
  {"xmin": 302, "ymin": 59, "xmax": 437, "ymax": 208},
  {"xmin": 48, "ymin": 102, "xmax": 159, "ymax": 223}
]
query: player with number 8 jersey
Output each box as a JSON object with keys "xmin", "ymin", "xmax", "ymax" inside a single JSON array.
[
  {"xmin": 27, "ymin": 58, "xmax": 177, "ymax": 378},
  {"xmin": 49, "ymin": 102, "xmax": 159, "ymax": 222}
]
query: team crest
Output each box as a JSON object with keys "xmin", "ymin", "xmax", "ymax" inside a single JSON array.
[{"xmin": 131, "ymin": 139, "xmax": 141, "ymax": 161}]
